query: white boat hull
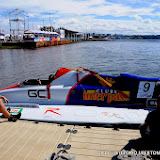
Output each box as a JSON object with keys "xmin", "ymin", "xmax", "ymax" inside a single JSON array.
[{"xmin": 3, "ymin": 104, "xmax": 149, "ymax": 125}]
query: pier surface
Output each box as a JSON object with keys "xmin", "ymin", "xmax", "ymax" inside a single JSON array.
[
  {"xmin": 0, "ymin": 119, "xmax": 140, "ymax": 160},
  {"xmin": 0, "ymin": 40, "xmax": 70, "ymax": 49}
]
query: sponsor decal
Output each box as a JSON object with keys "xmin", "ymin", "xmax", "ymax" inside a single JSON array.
[
  {"xmin": 107, "ymin": 92, "xmax": 130, "ymax": 103},
  {"xmin": 99, "ymin": 77, "xmax": 116, "ymax": 87},
  {"xmin": 101, "ymin": 112, "xmax": 124, "ymax": 119},
  {"xmin": 10, "ymin": 108, "xmax": 23, "ymax": 113},
  {"xmin": 28, "ymin": 90, "xmax": 47, "ymax": 98},
  {"xmin": 106, "ymin": 77, "xmax": 116, "ymax": 84},
  {"xmin": 10, "ymin": 109, "xmax": 20, "ymax": 112},
  {"xmin": 10, "ymin": 109, "xmax": 20, "ymax": 113},
  {"xmin": 83, "ymin": 90, "xmax": 130, "ymax": 103},
  {"xmin": 83, "ymin": 90, "xmax": 107, "ymax": 101},
  {"xmin": 44, "ymin": 108, "xmax": 61, "ymax": 116}
]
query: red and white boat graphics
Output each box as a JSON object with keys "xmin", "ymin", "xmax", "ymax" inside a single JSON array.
[{"xmin": 0, "ymin": 68, "xmax": 90, "ymax": 105}]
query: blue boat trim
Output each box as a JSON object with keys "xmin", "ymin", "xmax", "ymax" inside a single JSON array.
[{"xmin": 120, "ymin": 73, "xmax": 160, "ymax": 81}]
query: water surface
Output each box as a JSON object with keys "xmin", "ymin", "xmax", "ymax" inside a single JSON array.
[{"xmin": 0, "ymin": 39, "xmax": 160, "ymax": 89}]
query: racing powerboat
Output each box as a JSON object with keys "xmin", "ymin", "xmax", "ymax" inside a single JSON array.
[
  {"xmin": 1, "ymin": 67, "xmax": 160, "ymax": 108},
  {"xmin": 0, "ymin": 67, "xmax": 159, "ymax": 125}
]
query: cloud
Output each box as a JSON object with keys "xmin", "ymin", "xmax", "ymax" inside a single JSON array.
[
  {"xmin": 0, "ymin": 0, "xmax": 154, "ymax": 17},
  {"xmin": 151, "ymin": 3, "xmax": 160, "ymax": 8},
  {"xmin": 144, "ymin": 19, "xmax": 152, "ymax": 24},
  {"xmin": 134, "ymin": 15, "xmax": 153, "ymax": 25},
  {"xmin": 0, "ymin": 15, "xmax": 9, "ymax": 30},
  {"xmin": 27, "ymin": 13, "xmax": 39, "ymax": 18},
  {"xmin": 55, "ymin": 14, "xmax": 159, "ymax": 35},
  {"xmin": 0, "ymin": 0, "xmax": 160, "ymax": 35}
]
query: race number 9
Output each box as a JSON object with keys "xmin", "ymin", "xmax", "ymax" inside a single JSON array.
[
  {"xmin": 143, "ymin": 83, "xmax": 150, "ymax": 92},
  {"xmin": 137, "ymin": 81, "xmax": 155, "ymax": 98}
]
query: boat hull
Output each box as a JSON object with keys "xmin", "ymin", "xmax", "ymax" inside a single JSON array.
[
  {"xmin": 2, "ymin": 104, "xmax": 149, "ymax": 125},
  {"xmin": 0, "ymin": 68, "xmax": 160, "ymax": 109}
]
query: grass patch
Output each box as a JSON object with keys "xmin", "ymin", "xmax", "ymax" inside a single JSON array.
[{"xmin": 0, "ymin": 46, "xmax": 23, "ymax": 49}]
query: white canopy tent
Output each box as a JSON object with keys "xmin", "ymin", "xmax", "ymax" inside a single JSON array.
[{"xmin": 24, "ymin": 30, "xmax": 59, "ymax": 35}]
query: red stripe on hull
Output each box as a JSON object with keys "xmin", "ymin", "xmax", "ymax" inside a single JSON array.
[
  {"xmin": 65, "ymin": 73, "xmax": 91, "ymax": 104},
  {"xmin": 47, "ymin": 83, "xmax": 51, "ymax": 100},
  {"xmin": 0, "ymin": 84, "xmax": 20, "ymax": 91}
]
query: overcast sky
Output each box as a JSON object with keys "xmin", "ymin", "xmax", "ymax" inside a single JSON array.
[{"xmin": 0, "ymin": 0, "xmax": 160, "ymax": 35}]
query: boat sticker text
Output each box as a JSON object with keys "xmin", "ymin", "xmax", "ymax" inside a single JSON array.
[
  {"xmin": 101, "ymin": 112, "xmax": 124, "ymax": 119},
  {"xmin": 83, "ymin": 90, "xmax": 130, "ymax": 103}
]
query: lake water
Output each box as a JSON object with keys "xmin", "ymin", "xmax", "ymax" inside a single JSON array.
[{"xmin": 0, "ymin": 39, "xmax": 160, "ymax": 89}]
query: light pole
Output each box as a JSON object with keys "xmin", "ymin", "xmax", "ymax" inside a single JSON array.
[
  {"xmin": 27, "ymin": 16, "xmax": 29, "ymax": 30},
  {"xmin": 42, "ymin": 20, "xmax": 44, "ymax": 27},
  {"xmin": 84, "ymin": 25, "xmax": 88, "ymax": 40}
]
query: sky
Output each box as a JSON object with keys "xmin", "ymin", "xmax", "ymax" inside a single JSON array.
[{"xmin": 0, "ymin": 0, "xmax": 160, "ymax": 35}]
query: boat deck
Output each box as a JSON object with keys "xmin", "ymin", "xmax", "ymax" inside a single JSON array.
[{"xmin": 0, "ymin": 119, "xmax": 140, "ymax": 160}]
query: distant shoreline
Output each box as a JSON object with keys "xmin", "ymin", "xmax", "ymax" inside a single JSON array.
[{"xmin": 0, "ymin": 38, "xmax": 160, "ymax": 49}]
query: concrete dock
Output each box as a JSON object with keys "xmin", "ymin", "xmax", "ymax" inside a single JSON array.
[{"xmin": 0, "ymin": 119, "xmax": 141, "ymax": 160}]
